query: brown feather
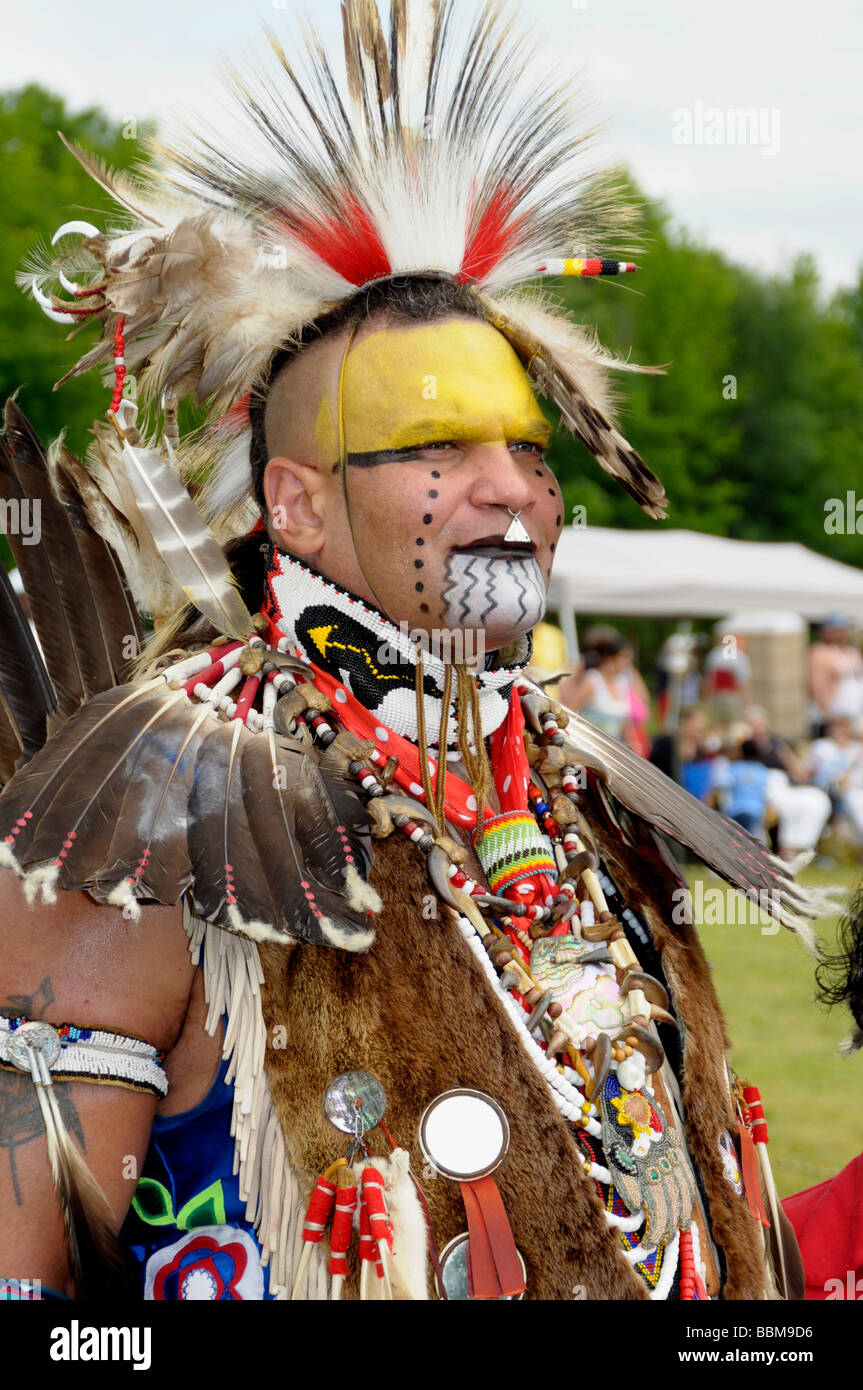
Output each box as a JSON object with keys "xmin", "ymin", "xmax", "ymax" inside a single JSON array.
[
  {"xmin": 554, "ymin": 702, "xmax": 819, "ymax": 929},
  {"xmin": 0, "ymin": 685, "xmax": 23, "ymax": 785},
  {"xmin": 0, "ymin": 561, "xmax": 56, "ymax": 767},
  {"xmin": 46, "ymin": 1094, "xmax": 139, "ymax": 1299},
  {"xmin": 51, "ymin": 444, "xmax": 143, "ymax": 683},
  {"xmin": 1, "ymin": 401, "xmax": 114, "ymax": 714}
]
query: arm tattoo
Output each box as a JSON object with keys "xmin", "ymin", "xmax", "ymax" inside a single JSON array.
[{"xmin": 0, "ymin": 976, "xmax": 86, "ymax": 1206}]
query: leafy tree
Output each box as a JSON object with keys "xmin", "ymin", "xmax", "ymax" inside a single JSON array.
[{"xmin": 0, "ymin": 85, "xmax": 153, "ymax": 566}]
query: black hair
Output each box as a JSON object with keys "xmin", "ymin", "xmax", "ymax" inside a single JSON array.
[
  {"xmin": 740, "ymin": 739, "xmax": 760, "ymax": 761},
  {"xmin": 582, "ymin": 629, "xmax": 626, "ymax": 669},
  {"xmin": 248, "ymin": 274, "xmax": 486, "ymax": 518},
  {"xmin": 816, "ymin": 882, "xmax": 863, "ymax": 1041}
]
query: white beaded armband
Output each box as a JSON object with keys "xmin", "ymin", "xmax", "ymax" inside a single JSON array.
[{"xmin": 0, "ymin": 1015, "xmax": 168, "ymax": 1098}]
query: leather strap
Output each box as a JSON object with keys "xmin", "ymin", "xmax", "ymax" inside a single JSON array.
[
  {"xmin": 460, "ymin": 1175, "xmax": 526, "ymax": 1298},
  {"xmin": 460, "ymin": 1180, "xmax": 501, "ymax": 1298}
]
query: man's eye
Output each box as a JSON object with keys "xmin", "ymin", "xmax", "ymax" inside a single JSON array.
[
  {"xmin": 510, "ymin": 441, "xmax": 546, "ymax": 460},
  {"xmin": 414, "ymin": 441, "xmax": 462, "ymax": 460}
]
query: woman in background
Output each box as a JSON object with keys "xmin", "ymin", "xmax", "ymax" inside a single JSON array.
[{"xmin": 558, "ymin": 627, "xmax": 634, "ymax": 746}]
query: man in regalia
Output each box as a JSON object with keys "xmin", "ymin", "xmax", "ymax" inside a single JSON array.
[{"xmin": 0, "ymin": 1, "xmax": 816, "ymax": 1300}]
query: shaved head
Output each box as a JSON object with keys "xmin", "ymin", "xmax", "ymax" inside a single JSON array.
[{"xmin": 261, "ymin": 324, "xmax": 350, "ymax": 475}]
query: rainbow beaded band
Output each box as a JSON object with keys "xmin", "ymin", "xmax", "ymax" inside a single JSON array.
[{"xmin": 473, "ymin": 810, "xmax": 557, "ymax": 897}]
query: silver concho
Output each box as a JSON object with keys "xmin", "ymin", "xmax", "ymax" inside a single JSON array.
[
  {"xmin": 323, "ymin": 1071, "xmax": 387, "ymax": 1134},
  {"xmin": 419, "ymin": 1088, "xmax": 510, "ymax": 1181},
  {"xmin": 4, "ymin": 1021, "xmax": 62, "ymax": 1072},
  {"xmin": 439, "ymin": 1232, "xmax": 526, "ymax": 1301}
]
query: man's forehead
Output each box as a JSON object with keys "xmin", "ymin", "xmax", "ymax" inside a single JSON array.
[{"xmin": 313, "ymin": 317, "xmax": 550, "ymax": 463}]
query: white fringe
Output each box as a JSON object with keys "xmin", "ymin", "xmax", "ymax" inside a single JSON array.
[
  {"xmin": 21, "ymin": 862, "xmax": 60, "ymax": 906},
  {"xmin": 107, "ymin": 878, "xmax": 143, "ymax": 921},
  {"xmin": 183, "ymin": 902, "xmax": 329, "ymax": 1301},
  {"xmin": 0, "ymin": 841, "xmax": 21, "ymax": 874}
]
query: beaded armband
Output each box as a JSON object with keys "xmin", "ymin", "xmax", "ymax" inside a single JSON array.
[{"xmin": 0, "ymin": 1015, "xmax": 168, "ymax": 1099}]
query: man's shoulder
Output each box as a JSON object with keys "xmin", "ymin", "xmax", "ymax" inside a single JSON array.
[{"xmin": 0, "ymin": 870, "xmax": 194, "ymax": 1053}]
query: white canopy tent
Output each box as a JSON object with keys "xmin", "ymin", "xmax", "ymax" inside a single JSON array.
[{"xmin": 548, "ymin": 527, "xmax": 863, "ymax": 626}]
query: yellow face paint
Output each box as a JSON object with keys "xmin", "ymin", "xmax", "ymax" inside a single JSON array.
[{"xmin": 313, "ymin": 319, "xmax": 550, "ymax": 466}]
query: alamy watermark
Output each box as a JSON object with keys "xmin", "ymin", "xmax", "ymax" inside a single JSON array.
[
  {"xmin": 824, "ymin": 1271, "xmax": 863, "ymax": 1300},
  {"xmin": 377, "ymin": 619, "xmax": 486, "ymax": 667},
  {"xmin": 672, "ymin": 102, "xmax": 781, "ymax": 157},
  {"xmin": 672, "ymin": 882, "xmax": 782, "ymax": 935},
  {"xmin": 824, "ymin": 491, "xmax": 863, "ymax": 535},
  {"xmin": 0, "ymin": 497, "xmax": 40, "ymax": 545}
]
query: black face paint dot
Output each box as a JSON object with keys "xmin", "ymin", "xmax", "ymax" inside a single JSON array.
[
  {"xmin": 430, "ymin": 470, "xmax": 441, "ymax": 479},
  {"xmin": 423, "ymin": 513, "xmax": 433, "ymax": 525},
  {"xmin": 535, "ymin": 469, "xmax": 543, "ymax": 477},
  {"xmin": 548, "ymin": 487, "xmax": 555, "ymax": 496},
  {"xmin": 428, "ymin": 489, "xmax": 438, "ymax": 499},
  {"xmin": 414, "ymin": 559, "xmax": 424, "ymax": 569},
  {"xmin": 420, "ymin": 602, "xmax": 429, "ymax": 613},
  {"xmin": 415, "ymin": 582, "xmax": 424, "ymax": 592},
  {"xmin": 416, "ymin": 537, "xmax": 424, "ymax": 546},
  {"xmin": 549, "ymin": 543, "xmax": 556, "ymax": 553},
  {"xmin": 555, "ymin": 515, "xmax": 562, "ymax": 527}
]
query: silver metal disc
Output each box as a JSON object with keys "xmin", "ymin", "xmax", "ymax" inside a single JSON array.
[
  {"xmin": 324, "ymin": 1071, "xmax": 387, "ymax": 1133},
  {"xmin": 5, "ymin": 1021, "xmax": 62, "ymax": 1071},
  {"xmin": 439, "ymin": 1232, "xmax": 526, "ymax": 1301},
  {"xmin": 419, "ymin": 1088, "xmax": 510, "ymax": 1180}
]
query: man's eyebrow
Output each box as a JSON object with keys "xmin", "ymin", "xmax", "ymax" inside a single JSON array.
[{"xmin": 338, "ymin": 424, "xmax": 553, "ymax": 470}]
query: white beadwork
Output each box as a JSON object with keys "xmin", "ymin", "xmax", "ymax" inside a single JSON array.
[
  {"xmin": 650, "ymin": 1230, "xmax": 680, "ymax": 1301},
  {"xmin": 0, "ymin": 1016, "xmax": 167, "ymax": 1095}
]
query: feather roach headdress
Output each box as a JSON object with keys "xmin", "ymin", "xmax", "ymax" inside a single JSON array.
[{"xmin": 23, "ymin": 0, "xmax": 667, "ymax": 548}]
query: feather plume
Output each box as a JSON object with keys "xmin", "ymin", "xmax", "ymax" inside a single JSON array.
[
  {"xmin": 0, "ymin": 399, "xmax": 113, "ymax": 718},
  {"xmin": 484, "ymin": 292, "xmax": 668, "ymax": 518},
  {"xmin": 78, "ymin": 424, "xmax": 182, "ymax": 625},
  {"xmin": 547, "ymin": 686, "xmax": 844, "ymax": 938},
  {"xmin": 24, "ymin": 1, "xmax": 661, "ymax": 517},
  {"xmin": 186, "ymin": 716, "xmax": 282, "ymax": 932},
  {"xmin": 116, "ymin": 430, "xmax": 254, "ymax": 639},
  {"xmin": 39, "ymin": 1079, "xmax": 138, "ymax": 1298},
  {"xmin": 0, "ymin": 679, "xmax": 378, "ymax": 947},
  {"xmin": 56, "ymin": 133, "xmax": 165, "ymax": 227},
  {"xmin": 239, "ymin": 729, "xmax": 376, "ymax": 949},
  {"xmin": 0, "ymin": 682, "xmax": 164, "ymax": 889},
  {"xmin": 0, "ymin": 562, "xmax": 56, "ymax": 771}
]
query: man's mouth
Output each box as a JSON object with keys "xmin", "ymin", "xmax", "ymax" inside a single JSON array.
[{"xmin": 450, "ymin": 534, "xmax": 537, "ymax": 559}]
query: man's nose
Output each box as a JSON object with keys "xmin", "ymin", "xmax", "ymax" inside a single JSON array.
[{"xmin": 467, "ymin": 441, "xmax": 536, "ymax": 513}]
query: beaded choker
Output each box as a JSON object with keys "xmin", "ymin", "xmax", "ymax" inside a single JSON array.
[{"xmin": 263, "ymin": 546, "xmax": 530, "ymax": 751}]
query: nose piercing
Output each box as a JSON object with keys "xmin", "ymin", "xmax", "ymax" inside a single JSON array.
[{"xmin": 503, "ymin": 508, "xmax": 530, "ymax": 544}]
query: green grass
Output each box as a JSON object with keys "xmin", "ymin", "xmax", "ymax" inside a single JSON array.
[{"xmin": 689, "ymin": 863, "xmax": 862, "ymax": 1199}]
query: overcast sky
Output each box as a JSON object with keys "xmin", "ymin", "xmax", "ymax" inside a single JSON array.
[{"xmin": 1, "ymin": 0, "xmax": 859, "ymax": 292}]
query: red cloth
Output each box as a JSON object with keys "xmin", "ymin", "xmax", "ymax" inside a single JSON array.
[{"xmin": 782, "ymin": 1152, "xmax": 863, "ymax": 1300}]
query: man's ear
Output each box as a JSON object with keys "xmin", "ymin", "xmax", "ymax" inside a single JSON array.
[{"xmin": 264, "ymin": 456, "xmax": 326, "ymax": 556}]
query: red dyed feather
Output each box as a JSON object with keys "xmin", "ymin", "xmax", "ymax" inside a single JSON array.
[
  {"xmin": 279, "ymin": 195, "xmax": 391, "ymax": 286},
  {"xmin": 458, "ymin": 186, "xmax": 524, "ymax": 284}
]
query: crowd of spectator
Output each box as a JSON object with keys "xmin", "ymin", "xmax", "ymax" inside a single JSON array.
[{"xmin": 558, "ymin": 617, "xmax": 863, "ymax": 863}]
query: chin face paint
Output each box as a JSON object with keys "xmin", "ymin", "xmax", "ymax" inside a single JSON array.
[
  {"xmin": 441, "ymin": 549, "xmax": 547, "ymax": 645},
  {"xmin": 317, "ymin": 318, "xmax": 561, "ymax": 645}
]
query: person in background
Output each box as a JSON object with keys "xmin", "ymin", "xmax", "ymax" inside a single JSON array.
[
  {"xmin": 702, "ymin": 631, "xmax": 752, "ymax": 724},
  {"xmin": 654, "ymin": 632, "xmax": 704, "ymax": 725},
  {"xmin": 808, "ymin": 615, "xmax": 863, "ymax": 739},
  {"xmin": 619, "ymin": 641, "xmax": 651, "ymax": 757},
  {"xmin": 714, "ymin": 734, "xmax": 770, "ymax": 837},
  {"xmin": 808, "ymin": 716, "xmax": 863, "ymax": 843},
  {"xmin": 650, "ymin": 706, "xmax": 709, "ymax": 791},
  {"xmin": 557, "ymin": 627, "xmax": 632, "ymax": 743},
  {"xmin": 746, "ymin": 707, "xmax": 831, "ymax": 862}
]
